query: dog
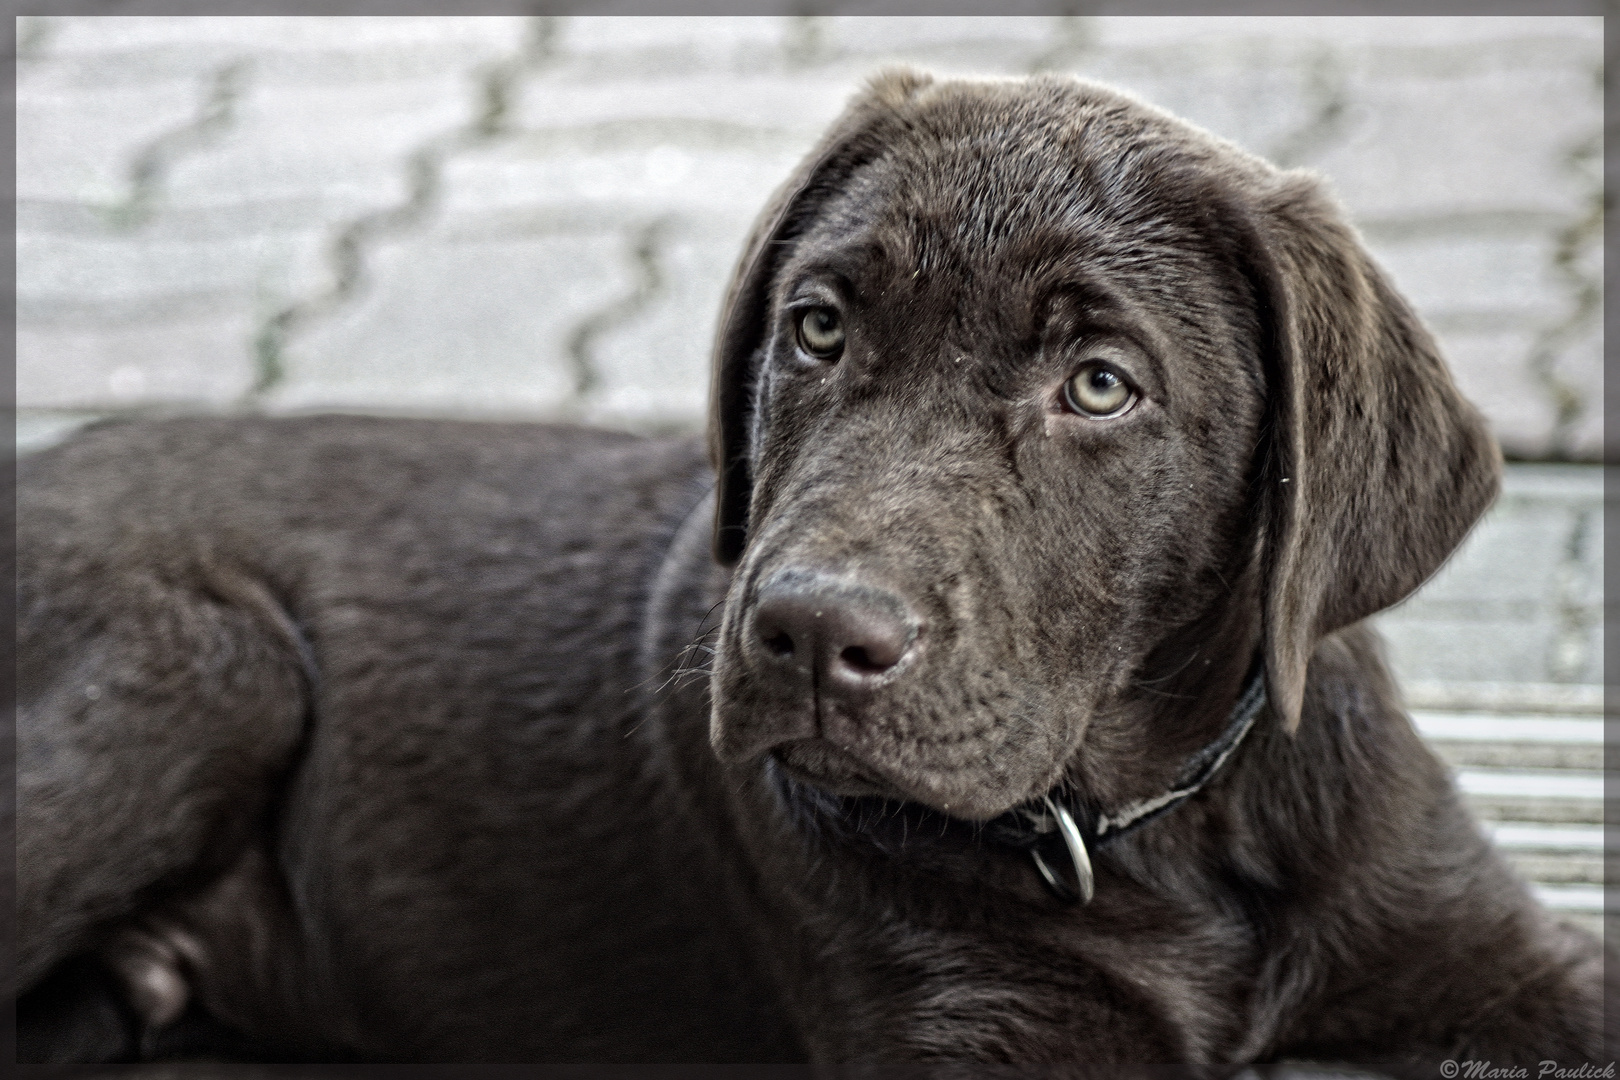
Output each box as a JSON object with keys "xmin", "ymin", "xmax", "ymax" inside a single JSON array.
[{"xmin": 17, "ymin": 69, "xmax": 1613, "ymax": 1067}]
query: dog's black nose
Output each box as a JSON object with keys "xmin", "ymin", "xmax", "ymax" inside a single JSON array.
[{"xmin": 750, "ymin": 571, "xmax": 920, "ymax": 694}]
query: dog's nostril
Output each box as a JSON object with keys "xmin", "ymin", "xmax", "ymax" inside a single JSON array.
[
  {"xmin": 839, "ymin": 645, "xmax": 888, "ymax": 673},
  {"xmin": 750, "ymin": 571, "xmax": 919, "ymax": 693}
]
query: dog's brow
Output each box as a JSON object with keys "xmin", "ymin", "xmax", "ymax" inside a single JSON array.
[
  {"xmin": 781, "ymin": 263, "xmax": 857, "ymax": 296},
  {"xmin": 782, "ymin": 238, "xmax": 892, "ymax": 286},
  {"xmin": 1038, "ymin": 276, "xmax": 1149, "ymax": 340}
]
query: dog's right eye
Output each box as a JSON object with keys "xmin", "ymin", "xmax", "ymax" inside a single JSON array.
[
  {"xmin": 1062, "ymin": 362, "xmax": 1136, "ymax": 418},
  {"xmin": 796, "ymin": 308, "xmax": 845, "ymax": 360}
]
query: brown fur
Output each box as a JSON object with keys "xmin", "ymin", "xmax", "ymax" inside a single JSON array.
[{"xmin": 16, "ymin": 71, "xmax": 1612, "ymax": 1067}]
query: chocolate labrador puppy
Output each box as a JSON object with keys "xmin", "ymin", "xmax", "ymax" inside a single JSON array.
[{"xmin": 17, "ymin": 70, "xmax": 1612, "ymax": 1067}]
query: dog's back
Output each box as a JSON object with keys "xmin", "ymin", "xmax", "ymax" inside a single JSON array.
[{"xmin": 17, "ymin": 415, "xmax": 796, "ymax": 1062}]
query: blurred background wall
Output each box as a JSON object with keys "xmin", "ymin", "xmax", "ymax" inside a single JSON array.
[{"xmin": 12, "ymin": 12, "xmax": 1608, "ymax": 931}]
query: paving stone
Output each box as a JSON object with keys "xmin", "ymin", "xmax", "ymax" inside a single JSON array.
[
  {"xmin": 1069, "ymin": 39, "xmax": 1600, "ymax": 224},
  {"xmin": 159, "ymin": 73, "xmax": 481, "ymax": 217},
  {"xmin": 1378, "ymin": 619, "xmax": 1589, "ymax": 686},
  {"xmin": 1068, "ymin": 57, "xmax": 1345, "ymax": 172},
  {"xmin": 19, "ymin": 194, "xmax": 382, "ymax": 244},
  {"xmin": 17, "ymin": 310, "xmax": 258, "ymax": 411},
  {"xmin": 808, "ymin": 14, "xmax": 1069, "ymax": 72},
  {"xmin": 1372, "ymin": 464, "xmax": 1603, "ymax": 685},
  {"xmin": 1438, "ymin": 320, "xmax": 1605, "ymax": 464},
  {"xmin": 512, "ymin": 68, "xmax": 864, "ymax": 140},
  {"xmin": 1371, "ymin": 233, "xmax": 1566, "ymax": 328},
  {"xmin": 1308, "ymin": 66, "xmax": 1599, "ymax": 222},
  {"xmin": 263, "ymin": 226, "xmax": 630, "ymax": 417},
  {"xmin": 17, "ymin": 72, "xmax": 204, "ymax": 205},
  {"xmin": 1356, "ymin": 226, "xmax": 1589, "ymax": 460},
  {"xmin": 31, "ymin": 15, "xmax": 531, "ymax": 81},
  {"xmin": 580, "ymin": 221, "xmax": 746, "ymax": 430},
  {"xmin": 1548, "ymin": 324, "xmax": 1603, "ymax": 459},
  {"xmin": 440, "ymin": 138, "xmax": 803, "ymax": 233},
  {"xmin": 16, "ymin": 411, "xmax": 115, "ymax": 457},
  {"xmin": 553, "ymin": 14, "xmax": 791, "ymax": 67},
  {"xmin": 17, "ymin": 228, "xmax": 331, "ymax": 320},
  {"xmin": 1094, "ymin": 14, "xmax": 1596, "ymax": 49},
  {"xmin": 1405, "ymin": 524, "xmax": 1576, "ymax": 614},
  {"xmin": 18, "ymin": 16, "xmax": 234, "ymax": 85},
  {"xmin": 1436, "ymin": 330, "xmax": 1561, "ymax": 459}
]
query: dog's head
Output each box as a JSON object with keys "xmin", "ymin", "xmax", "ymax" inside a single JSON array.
[{"xmin": 705, "ymin": 70, "xmax": 1499, "ymax": 822}]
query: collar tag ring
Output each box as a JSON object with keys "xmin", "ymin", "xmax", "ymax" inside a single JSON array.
[{"xmin": 1030, "ymin": 795, "xmax": 1094, "ymax": 905}]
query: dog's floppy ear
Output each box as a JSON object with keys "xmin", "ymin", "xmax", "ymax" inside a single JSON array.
[
  {"xmin": 708, "ymin": 68, "xmax": 935, "ymax": 565},
  {"xmin": 1247, "ymin": 175, "xmax": 1501, "ymax": 730}
]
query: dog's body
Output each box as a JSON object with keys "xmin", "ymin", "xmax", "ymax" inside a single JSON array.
[
  {"xmin": 17, "ymin": 72, "xmax": 1612, "ymax": 1066},
  {"xmin": 18, "ymin": 418, "xmax": 799, "ymax": 1062}
]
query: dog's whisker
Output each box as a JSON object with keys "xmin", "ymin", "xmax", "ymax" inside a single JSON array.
[{"xmin": 1131, "ymin": 684, "xmax": 1200, "ymax": 701}]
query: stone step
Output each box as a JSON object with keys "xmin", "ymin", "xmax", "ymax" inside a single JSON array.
[
  {"xmin": 1408, "ymin": 685, "xmax": 1607, "ymax": 929},
  {"xmin": 1402, "ymin": 681, "xmax": 1605, "ymax": 714},
  {"xmin": 1455, "ymin": 760, "xmax": 1605, "ymax": 826},
  {"xmin": 1486, "ymin": 821, "xmax": 1608, "ymax": 852},
  {"xmin": 1507, "ymin": 852, "xmax": 1604, "ymax": 886},
  {"xmin": 1500, "ymin": 836, "xmax": 1608, "ymax": 898},
  {"xmin": 1413, "ymin": 711, "xmax": 1605, "ymax": 770}
]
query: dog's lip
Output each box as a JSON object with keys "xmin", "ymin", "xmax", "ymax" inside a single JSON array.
[
  {"xmin": 769, "ymin": 737, "xmax": 1045, "ymax": 821},
  {"xmin": 770, "ymin": 738, "xmax": 911, "ymax": 801}
]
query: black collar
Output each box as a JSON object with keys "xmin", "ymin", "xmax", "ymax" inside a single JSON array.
[{"xmin": 983, "ymin": 664, "xmax": 1268, "ymax": 904}]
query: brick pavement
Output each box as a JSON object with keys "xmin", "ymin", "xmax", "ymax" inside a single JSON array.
[{"xmin": 17, "ymin": 15, "xmax": 1604, "ymax": 456}]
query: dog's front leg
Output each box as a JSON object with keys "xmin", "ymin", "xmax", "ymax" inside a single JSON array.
[{"xmin": 17, "ymin": 549, "xmax": 312, "ymax": 1038}]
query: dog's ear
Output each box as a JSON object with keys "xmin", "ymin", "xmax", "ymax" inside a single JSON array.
[
  {"xmin": 708, "ymin": 68, "xmax": 935, "ymax": 565},
  {"xmin": 1247, "ymin": 174, "xmax": 1502, "ymax": 730}
]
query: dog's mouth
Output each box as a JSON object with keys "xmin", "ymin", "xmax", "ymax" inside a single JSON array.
[
  {"xmin": 767, "ymin": 738, "xmax": 1052, "ymax": 843},
  {"xmin": 770, "ymin": 738, "xmax": 910, "ymax": 802},
  {"xmin": 756, "ymin": 726, "xmax": 1063, "ymax": 822},
  {"xmin": 764, "ymin": 735, "xmax": 1109, "ymax": 905},
  {"xmin": 764, "ymin": 752, "xmax": 1085, "ymax": 899},
  {"xmin": 766, "ymin": 750, "xmax": 995, "ymax": 851}
]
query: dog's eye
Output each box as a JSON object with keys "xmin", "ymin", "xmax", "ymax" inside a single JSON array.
[
  {"xmin": 796, "ymin": 308, "xmax": 845, "ymax": 359},
  {"xmin": 1062, "ymin": 362, "xmax": 1135, "ymax": 418}
]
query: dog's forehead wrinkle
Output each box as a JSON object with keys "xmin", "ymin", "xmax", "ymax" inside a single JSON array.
[
  {"xmin": 801, "ymin": 226, "xmax": 1252, "ymax": 415},
  {"xmin": 862, "ymin": 113, "xmax": 1219, "ymax": 260},
  {"xmin": 791, "ymin": 164, "xmax": 1261, "ymax": 398},
  {"xmin": 777, "ymin": 235, "xmax": 890, "ymax": 297}
]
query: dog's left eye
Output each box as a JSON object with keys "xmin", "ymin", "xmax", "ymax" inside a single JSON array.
[
  {"xmin": 796, "ymin": 308, "xmax": 845, "ymax": 359},
  {"xmin": 1062, "ymin": 362, "xmax": 1136, "ymax": 418}
]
